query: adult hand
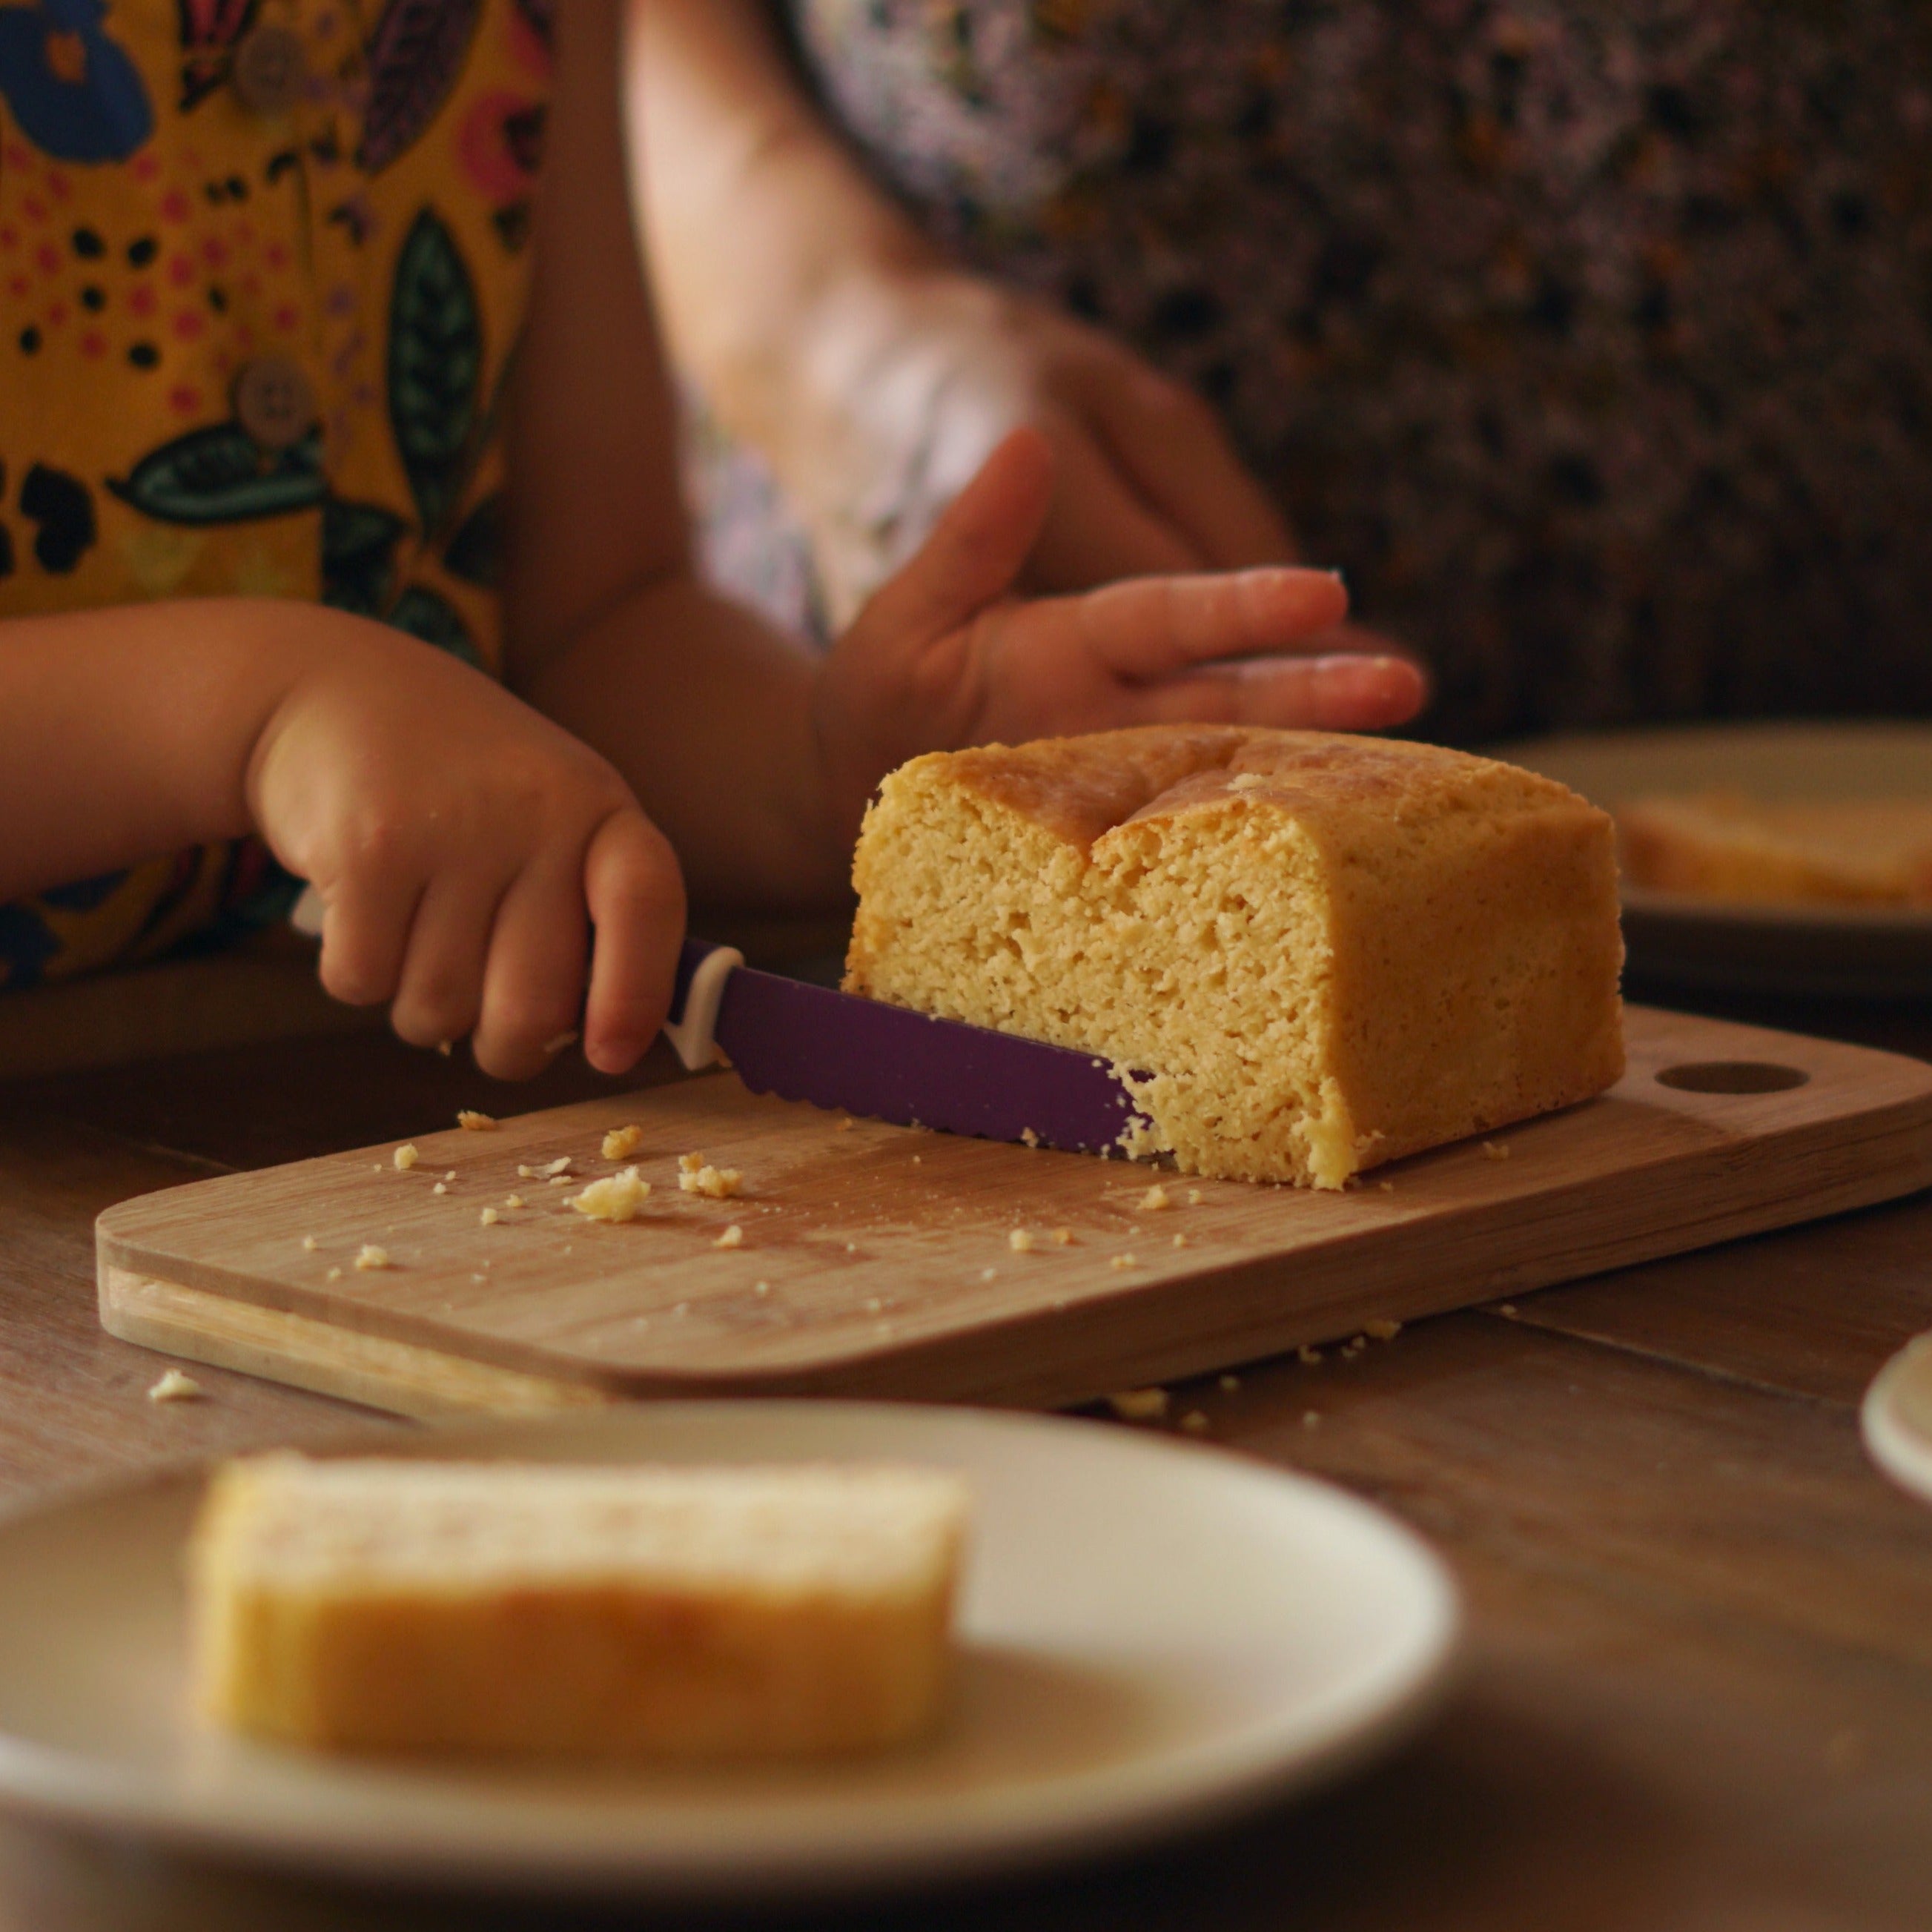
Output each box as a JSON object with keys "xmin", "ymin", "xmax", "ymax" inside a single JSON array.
[{"xmin": 787, "ymin": 272, "xmax": 1303, "ymax": 623}]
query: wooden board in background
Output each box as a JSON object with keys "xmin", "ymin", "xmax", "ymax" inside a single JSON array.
[{"xmin": 96, "ymin": 1006, "xmax": 1932, "ymax": 1417}]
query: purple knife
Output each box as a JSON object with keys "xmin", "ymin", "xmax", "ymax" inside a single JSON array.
[{"xmin": 664, "ymin": 938, "xmax": 1148, "ymax": 1157}]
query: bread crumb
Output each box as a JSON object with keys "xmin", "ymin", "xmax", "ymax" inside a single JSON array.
[
  {"xmin": 679, "ymin": 1164, "xmax": 743, "ymax": 1200},
  {"xmin": 1303, "ymin": 1410, "xmax": 1321, "ymax": 1429},
  {"xmin": 541, "ymin": 1030, "xmax": 578, "ymax": 1056},
  {"xmin": 1365, "ymin": 1317, "xmax": 1403, "ymax": 1341},
  {"xmin": 602, "ymin": 1125, "xmax": 645, "ymax": 1161},
  {"xmin": 1107, "ymin": 1387, "xmax": 1169, "ymax": 1421},
  {"xmin": 1180, "ymin": 1410, "xmax": 1211, "ymax": 1434},
  {"xmin": 443, "ymin": 1171, "xmax": 456, "ymax": 1182},
  {"xmin": 370, "ymin": 1162, "xmax": 382, "ymax": 1172},
  {"xmin": 1110, "ymin": 1253, "xmax": 1139, "ymax": 1271},
  {"xmin": 569, "ymin": 1168, "xmax": 651, "ymax": 1224},
  {"xmin": 457, "ymin": 1110, "xmax": 496, "ymax": 1131},
  {"xmin": 1172, "ymin": 1232, "xmax": 1188, "ymax": 1248},
  {"xmin": 672, "ymin": 1301, "xmax": 690, "ymax": 1317},
  {"xmin": 1377, "ymin": 1180, "xmax": 1396, "ymax": 1193},
  {"xmin": 864, "ymin": 1297, "xmax": 884, "ymax": 1313},
  {"xmin": 714, "ymin": 1224, "xmax": 744, "ymax": 1249},
  {"xmin": 472, "ymin": 1273, "xmax": 486, "ymax": 1283},
  {"xmin": 1008, "ymin": 1228, "xmax": 1036, "ymax": 1253},
  {"xmin": 547, "ymin": 1175, "xmax": 572, "ymax": 1186},
  {"xmin": 436, "ymin": 1039, "xmax": 452, "ymax": 1057},
  {"xmin": 432, "ymin": 1181, "xmax": 448, "ymax": 1196},
  {"xmin": 1219, "ymin": 1373, "xmax": 1241, "ymax": 1392},
  {"xmin": 300, "ymin": 1235, "xmax": 317, "ymax": 1252},
  {"xmin": 980, "ymin": 1266, "xmax": 998, "ymax": 1282},
  {"xmin": 1498, "ymin": 1302, "xmax": 1520, "ymax": 1318},
  {"xmin": 1137, "ymin": 1183, "xmax": 1171, "ymax": 1212},
  {"xmin": 1186, "ymin": 1189, "xmax": 1203, "ymax": 1206},
  {"xmin": 1481, "ymin": 1139, "xmax": 1510, "ymax": 1161},
  {"xmin": 836, "ymin": 1117, "xmax": 856, "ymax": 1133},
  {"xmin": 517, "ymin": 1157, "xmax": 573, "ymax": 1180},
  {"xmin": 1297, "ymin": 1345, "xmax": 1323, "ymax": 1366},
  {"xmin": 754, "ymin": 1280, "xmax": 770, "ymax": 1295},
  {"xmin": 912, "ymin": 1154, "xmax": 922, "ymax": 1165},
  {"xmin": 1051, "ymin": 1228, "xmax": 1073, "ymax": 1246},
  {"xmin": 147, "ymin": 1368, "xmax": 202, "ymax": 1403},
  {"xmin": 354, "ymin": 1245, "xmax": 390, "ymax": 1271},
  {"xmin": 1228, "ymin": 771, "xmax": 1266, "ymax": 792},
  {"xmin": 1020, "ymin": 1127, "xmax": 1040, "ymax": 1148},
  {"xmin": 503, "ymin": 1194, "xmax": 524, "ymax": 1211},
  {"xmin": 480, "ymin": 1208, "xmax": 499, "ymax": 1226},
  {"xmin": 393, "ymin": 1144, "xmax": 419, "ymax": 1171},
  {"xmin": 325, "ymin": 1266, "xmax": 343, "ymax": 1281},
  {"xmin": 678, "ymin": 1151, "xmax": 705, "ymax": 1174}
]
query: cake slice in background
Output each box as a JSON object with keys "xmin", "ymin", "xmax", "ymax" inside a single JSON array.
[
  {"xmin": 1617, "ymin": 793, "xmax": 1932, "ymax": 907},
  {"xmin": 190, "ymin": 1456, "xmax": 971, "ymax": 1756},
  {"xmin": 846, "ymin": 727, "xmax": 1624, "ymax": 1188}
]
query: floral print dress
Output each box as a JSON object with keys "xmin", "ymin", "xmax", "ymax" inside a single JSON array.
[
  {"xmin": 0, "ymin": 0, "xmax": 548, "ymax": 986},
  {"xmin": 695, "ymin": 0, "xmax": 1932, "ymax": 746}
]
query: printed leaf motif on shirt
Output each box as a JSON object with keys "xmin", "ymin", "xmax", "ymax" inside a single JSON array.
[
  {"xmin": 387, "ymin": 207, "xmax": 482, "ymax": 537},
  {"xmin": 357, "ymin": 0, "xmax": 483, "ymax": 173}
]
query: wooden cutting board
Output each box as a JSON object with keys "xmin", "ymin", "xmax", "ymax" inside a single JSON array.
[{"xmin": 96, "ymin": 1006, "xmax": 1932, "ymax": 1419}]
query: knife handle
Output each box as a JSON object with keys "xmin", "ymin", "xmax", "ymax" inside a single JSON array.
[{"xmin": 664, "ymin": 939, "xmax": 745, "ymax": 1072}]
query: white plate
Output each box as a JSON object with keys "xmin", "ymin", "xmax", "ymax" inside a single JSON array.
[
  {"xmin": 1498, "ymin": 721, "xmax": 1932, "ymax": 997},
  {"xmin": 0, "ymin": 1403, "xmax": 1458, "ymax": 1902},
  {"xmin": 1862, "ymin": 1334, "xmax": 1932, "ymax": 1507}
]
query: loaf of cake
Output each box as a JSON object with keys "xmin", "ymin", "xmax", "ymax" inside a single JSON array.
[
  {"xmin": 188, "ymin": 1455, "xmax": 971, "ymax": 1756},
  {"xmin": 1618, "ymin": 792, "xmax": 1932, "ymax": 906},
  {"xmin": 846, "ymin": 727, "xmax": 1624, "ymax": 1187}
]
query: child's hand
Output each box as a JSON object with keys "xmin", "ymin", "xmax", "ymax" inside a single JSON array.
[
  {"xmin": 811, "ymin": 430, "xmax": 1426, "ymax": 839},
  {"xmin": 247, "ymin": 620, "xmax": 683, "ymax": 1078}
]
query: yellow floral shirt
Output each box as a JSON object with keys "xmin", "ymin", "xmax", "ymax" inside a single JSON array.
[{"xmin": 0, "ymin": 0, "xmax": 548, "ymax": 986}]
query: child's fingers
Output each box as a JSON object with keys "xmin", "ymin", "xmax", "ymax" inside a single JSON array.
[
  {"xmin": 1069, "ymin": 566, "xmax": 1352, "ymax": 682},
  {"xmin": 853, "ymin": 426, "xmax": 1055, "ymax": 649},
  {"xmin": 387, "ymin": 871, "xmax": 504, "ymax": 1051},
  {"xmin": 1128, "ymin": 653, "xmax": 1426, "ymax": 733},
  {"xmin": 472, "ymin": 860, "xmax": 592, "ymax": 1081},
  {"xmin": 315, "ymin": 873, "xmax": 423, "ymax": 1008},
  {"xmin": 582, "ymin": 809, "xmax": 686, "ymax": 1076}
]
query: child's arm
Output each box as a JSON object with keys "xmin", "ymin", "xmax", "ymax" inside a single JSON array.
[
  {"xmin": 511, "ymin": 0, "xmax": 1420, "ymax": 907},
  {"xmin": 0, "ymin": 601, "xmax": 680, "ymax": 1078},
  {"xmin": 625, "ymin": 0, "xmax": 1299, "ymax": 618}
]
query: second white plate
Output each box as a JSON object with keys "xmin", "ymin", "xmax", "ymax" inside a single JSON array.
[
  {"xmin": 0, "ymin": 1403, "xmax": 1458, "ymax": 1902},
  {"xmin": 1863, "ymin": 1334, "xmax": 1932, "ymax": 1508}
]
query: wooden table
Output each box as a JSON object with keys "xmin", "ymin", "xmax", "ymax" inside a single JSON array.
[{"xmin": 1, "ymin": 979, "xmax": 1929, "ymax": 1932}]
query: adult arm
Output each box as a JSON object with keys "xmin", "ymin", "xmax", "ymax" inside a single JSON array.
[{"xmin": 625, "ymin": 0, "xmax": 1298, "ymax": 622}]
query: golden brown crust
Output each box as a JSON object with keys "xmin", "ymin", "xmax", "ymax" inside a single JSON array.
[{"xmin": 936, "ymin": 727, "xmax": 1578, "ymax": 853}]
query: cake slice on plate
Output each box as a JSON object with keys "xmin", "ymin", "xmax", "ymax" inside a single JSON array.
[
  {"xmin": 1617, "ymin": 792, "xmax": 1932, "ymax": 907},
  {"xmin": 846, "ymin": 727, "xmax": 1624, "ymax": 1188},
  {"xmin": 190, "ymin": 1456, "xmax": 971, "ymax": 1756}
]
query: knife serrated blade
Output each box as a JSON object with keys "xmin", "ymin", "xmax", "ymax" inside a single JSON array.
[{"xmin": 668, "ymin": 940, "xmax": 1148, "ymax": 1156}]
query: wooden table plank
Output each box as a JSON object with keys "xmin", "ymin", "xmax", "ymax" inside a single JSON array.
[{"xmin": 1489, "ymin": 1191, "xmax": 1932, "ymax": 1404}]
